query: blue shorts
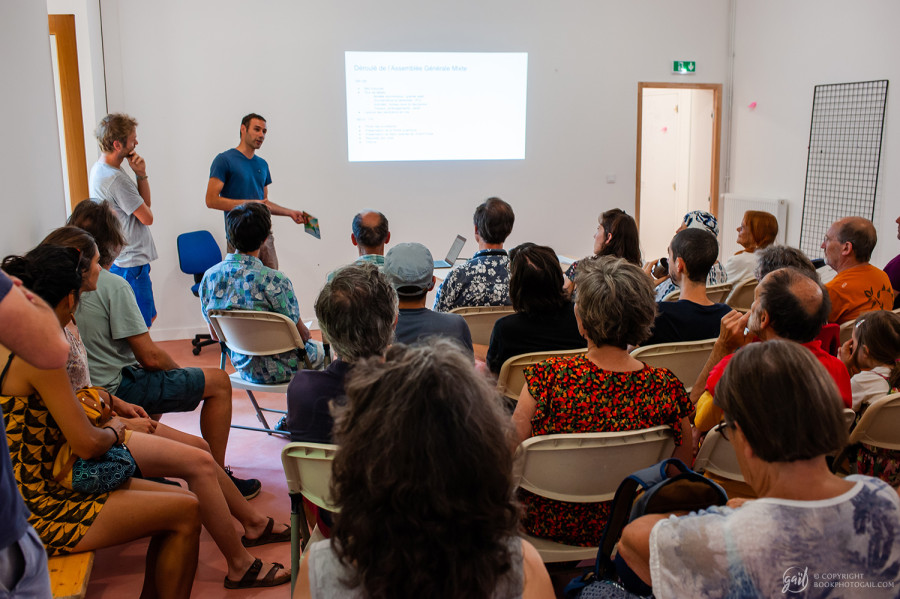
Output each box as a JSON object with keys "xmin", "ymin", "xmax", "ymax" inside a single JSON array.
[
  {"xmin": 0, "ymin": 526, "xmax": 51, "ymax": 597},
  {"xmin": 109, "ymin": 263, "xmax": 156, "ymax": 327},
  {"xmin": 115, "ymin": 365, "xmax": 206, "ymax": 415}
]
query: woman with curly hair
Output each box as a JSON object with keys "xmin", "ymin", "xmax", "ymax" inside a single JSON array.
[{"xmin": 295, "ymin": 340, "xmax": 553, "ymax": 599}]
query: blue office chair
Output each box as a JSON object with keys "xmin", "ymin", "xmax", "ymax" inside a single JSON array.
[{"xmin": 177, "ymin": 230, "xmax": 223, "ymax": 355}]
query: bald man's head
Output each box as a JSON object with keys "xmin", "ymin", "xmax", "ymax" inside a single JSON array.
[
  {"xmin": 756, "ymin": 267, "xmax": 831, "ymax": 342},
  {"xmin": 351, "ymin": 210, "xmax": 390, "ymax": 254}
]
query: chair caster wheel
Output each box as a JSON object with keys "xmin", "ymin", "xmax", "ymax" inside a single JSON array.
[{"xmin": 192, "ymin": 347, "xmax": 201, "ymax": 356}]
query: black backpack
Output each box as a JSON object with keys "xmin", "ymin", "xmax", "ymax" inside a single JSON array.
[{"xmin": 564, "ymin": 458, "xmax": 728, "ymax": 598}]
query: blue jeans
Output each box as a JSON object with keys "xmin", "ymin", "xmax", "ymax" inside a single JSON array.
[
  {"xmin": 0, "ymin": 527, "xmax": 51, "ymax": 598},
  {"xmin": 109, "ymin": 263, "xmax": 156, "ymax": 327}
]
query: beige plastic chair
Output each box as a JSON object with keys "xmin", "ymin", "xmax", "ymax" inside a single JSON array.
[
  {"xmin": 725, "ymin": 277, "xmax": 758, "ymax": 311},
  {"xmin": 281, "ymin": 442, "xmax": 339, "ymax": 593},
  {"xmin": 661, "ymin": 288, "xmax": 680, "ymax": 302},
  {"xmin": 496, "ymin": 348, "xmax": 588, "ymax": 402},
  {"xmin": 449, "ymin": 305, "xmax": 515, "ymax": 346},
  {"xmin": 832, "ymin": 393, "xmax": 900, "ymax": 475},
  {"xmin": 706, "ymin": 281, "xmax": 734, "ymax": 303},
  {"xmin": 693, "ymin": 426, "xmax": 745, "ymax": 483},
  {"xmin": 842, "ymin": 408, "xmax": 857, "ymax": 431},
  {"xmin": 514, "ymin": 426, "xmax": 675, "ymax": 563},
  {"xmin": 630, "ymin": 338, "xmax": 716, "ymax": 392},
  {"xmin": 208, "ymin": 309, "xmax": 311, "ymax": 436}
]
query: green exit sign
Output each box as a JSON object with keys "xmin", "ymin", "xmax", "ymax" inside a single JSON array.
[{"xmin": 673, "ymin": 60, "xmax": 696, "ymax": 74}]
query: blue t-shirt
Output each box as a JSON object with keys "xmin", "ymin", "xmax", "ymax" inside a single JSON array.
[{"xmin": 209, "ymin": 148, "xmax": 272, "ymax": 205}]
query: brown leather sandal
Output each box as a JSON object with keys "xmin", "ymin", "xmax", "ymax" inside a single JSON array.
[
  {"xmin": 223, "ymin": 558, "xmax": 290, "ymax": 589},
  {"xmin": 241, "ymin": 516, "xmax": 291, "ymax": 547}
]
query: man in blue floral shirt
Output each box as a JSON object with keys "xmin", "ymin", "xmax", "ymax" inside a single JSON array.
[
  {"xmin": 200, "ymin": 203, "xmax": 323, "ymax": 384},
  {"xmin": 434, "ymin": 197, "xmax": 515, "ymax": 312}
]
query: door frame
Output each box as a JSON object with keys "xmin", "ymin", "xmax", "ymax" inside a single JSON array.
[
  {"xmin": 48, "ymin": 14, "xmax": 89, "ymax": 210},
  {"xmin": 635, "ymin": 82, "xmax": 722, "ymax": 229}
]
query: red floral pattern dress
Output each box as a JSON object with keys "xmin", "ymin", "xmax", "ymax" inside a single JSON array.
[{"xmin": 520, "ymin": 355, "xmax": 691, "ymax": 546}]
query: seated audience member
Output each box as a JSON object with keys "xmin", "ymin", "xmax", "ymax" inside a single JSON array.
[
  {"xmin": 0, "ymin": 269, "xmax": 69, "ymax": 598},
  {"xmin": 325, "ymin": 210, "xmax": 391, "ymax": 281},
  {"xmin": 754, "ymin": 244, "xmax": 820, "ymax": 281},
  {"xmin": 643, "ymin": 228, "xmax": 731, "ymax": 346},
  {"xmin": 883, "ymin": 215, "xmax": 900, "ymax": 308},
  {"xmin": 619, "ymin": 340, "xmax": 900, "ymax": 597},
  {"xmin": 296, "ymin": 340, "xmax": 554, "ymax": 598},
  {"xmin": 1, "ymin": 246, "xmax": 201, "ymax": 599},
  {"xmin": 724, "ymin": 210, "xmax": 778, "ymax": 283},
  {"xmin": 821, "ymin": 216, "xmax": 893, "ymax": 324},
  {"xmin": 66, "ymin": 200, "xmax": 258, "ymax": 497},
  {"xmin": 200, "ymin": 202, "xmax": 323, "ymax": 384},
  {"xmin": 511, "ymin": 256, "xmax": 692, "ymax": 547},
  {"xmin": 564, "ymin": 208, "xmax": 641, "ymax": 297},
  {"xmin": 840, "ymin": 310, "xmax": 900, "ymax": 486},
  {"xmin": 434, "ymin": 197, "xmax": 515, "ymax": 312},
  {"xmin": 648, "ymin": 210, "xmax": 728, "ymax": 301},
  {"xmin": 383, "ymin": 242, "xmax": 473, "ymax": 355},
  {"xmin": 486, "ymin": 243, "xmax": 586, "ymax": 374},
  {"xmin": 692, "ymin": 267, "xmax": 852, "ymax": 433},
  {"xmin": 4, "ymin": 242, "xmax": 291, "ymax": 589},
  {"xmin": 286, "ymin": 263, "xmax": 396, "ymax": 443}
]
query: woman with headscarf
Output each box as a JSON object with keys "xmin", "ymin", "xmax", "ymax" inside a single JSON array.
[{"xmin": 648, "ymin": 210, "xmax": 727, "ymax": 301}]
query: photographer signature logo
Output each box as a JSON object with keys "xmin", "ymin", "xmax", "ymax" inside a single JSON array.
[{"xmin": 782, "ymin": 566, "xmax": 809, "ymax": 594}]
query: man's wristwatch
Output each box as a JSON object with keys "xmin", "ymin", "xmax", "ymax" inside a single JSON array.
[{"xmin": 136, "ymin": 174, "xmax": 149, "ymax": 181}]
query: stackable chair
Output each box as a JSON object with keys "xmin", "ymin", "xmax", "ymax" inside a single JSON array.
[
  {"xmin": 630, "ymin": 338, "xmax": 716, "ymax": 392},
  {"xmin": 832, "ymin": 393, "xmax": 900, "ymax": 475},
  {"xmin": 725, "ymin": 278, "xmax": 758, "ymax": 312},
  {"xmin": 514, "ymin": 427, "xmax": 675, "ymax": 562},
  {"xmin": 208, "ymin": 309, "xmax": 311, "ymax": 435},
  {"xmin": 496, "ymin": 348, "xmax": 587, "ymax": 403},
  {"xmin": 176, "ymin": 230, "xmax": 222, "ymax": 355},
  {"xmin": 281, "ymin": 442, "xmax": 339, "ymax": 593},
  {"xmin": 705, "ymin": 281, "xmax": 734, "ymax": 303},
  {"xmin": 449, "ymin": 305, "xmax": 515, "ymax": 345}
]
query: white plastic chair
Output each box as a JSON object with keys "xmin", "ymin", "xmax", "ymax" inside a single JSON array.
[
  {"xmin": 281, "ymin": 442, "xmax": 339, "ymax": 593},
  {"xmin": 208, "ymin": 309, "xmax": 311, "ymax": 436},
  {"xmin": 496, "ymin": 348, "xmax": 587, "ymax": 402},
  {"xmin": 513, "ymin": 427, "xmax": 675, "ymax": 562},
  {"xmin": 725, "ymin": 277, "xmax": 758, "ymax": 312},
  {"xmin": 630, "ymin": 338, "xmax": 716, "ymax": 392},
  {"xmin": 693, "ymin": 426, "xmax": 745, "ymax": 483},
  {"xmin": 449, "ymin": 305, "xmax": 516, "ymax": 346},
  {"xmin": 846, "ymin": 393, "xmax": 900, "ymax": 450}
]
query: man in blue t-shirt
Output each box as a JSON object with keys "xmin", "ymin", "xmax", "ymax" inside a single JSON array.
[{"xmin": 205, "ymin": 113, "xmax": 310, "ymax": 269}]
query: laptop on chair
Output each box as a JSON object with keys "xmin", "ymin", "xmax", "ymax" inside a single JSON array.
[{"xmin": 433, "ymin": 235, "xmax": 467, "ymax": 268}]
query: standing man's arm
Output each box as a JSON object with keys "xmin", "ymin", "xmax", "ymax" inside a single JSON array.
[
  {"xmin": 0, "ymin": 274, "xmax": 69, "ymax": 369},
  {"xmin": 126, "ymin": 151, "xmax": 153, "ymax": 225},
  {"xmin": 125, "ymin": 332, "xmax": 180, "ymax": 371},
  {"xmin": 206, "ymin": 179, "xmax": 308, "ymax": 224}
]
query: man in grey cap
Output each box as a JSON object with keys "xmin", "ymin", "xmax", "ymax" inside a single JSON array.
[{"xmin": 384, "ymin": 243, "xmax": 474, "ymax": 356}]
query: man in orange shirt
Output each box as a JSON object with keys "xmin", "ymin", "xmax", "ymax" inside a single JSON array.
[{"xmin": 821, "ymin": 216, "xmax": 893, "ymax": 324}]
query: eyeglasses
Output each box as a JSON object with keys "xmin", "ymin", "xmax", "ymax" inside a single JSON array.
[{"xmin": 713, "ymin": 420, "xmax": 734, "ymax": 441}]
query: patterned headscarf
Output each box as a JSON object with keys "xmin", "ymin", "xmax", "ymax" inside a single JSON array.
[{"xmin": 682, "ymin": 210, "xmax": 719, "ymax": 237}]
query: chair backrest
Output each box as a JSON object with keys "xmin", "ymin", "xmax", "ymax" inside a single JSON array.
[
  {"xmin": 514, "ymin": 427, "xmax": 675, "ymax": 503},
  {"xmin": 281, "ymin": 442, "xmax": 339, "ymax": 511},
  {"xmin": 176, "ymin": 230, "xmax": 222, "ymax": 276},
  {"xmin": 661, "ymin": 288, "xmax": 680, "ymax": 302},
  {"xmin": 693, "ymin": 426, "xmax": 745, "ymax": 482},
  {"xmin": 705, "ymin": 281, "xmax": 734, "ymax": 304},
  {"xmin": 725, "ymin": 277, "xmax": 758, "ymax": 311},
  {"xmin": 496, "ymin": 348, "xmax": 588, "ymax": 401},
  {"xmin": 208, "ymin": 310, "xmax": 305, "ymax": 356},
  {"xmin": 449, "ymin": 305, "xmax": 516, "ymax": 346},
  {"xmin": 630, "ymin": 338, "xmax": 716, "ymax": 392},
  {"xmin": 848, "ymin": 393, "xmax": 900, "ymax": 450},
  {"xmin": 838, "ymin": 320, "xmax": 855, "ymax": 345},
  {"xmin": 842, "ymin": 408, "xmax": 857, "ymax": 431}
]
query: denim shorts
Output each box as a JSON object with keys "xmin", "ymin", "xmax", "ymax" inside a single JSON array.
[
  {"xmin": 115, "ymin": 365, "xmax": 206, "ymax": 414},
  {"xmin": 0, "ymin": 526, "xmax": 51, "ymax": 598},
  {"xmin": 109, "ymin": 263, "xmax": 156, "ymax": 327}
]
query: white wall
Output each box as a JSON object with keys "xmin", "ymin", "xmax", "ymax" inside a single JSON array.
[
  {"xmin": 0, "ymin": 1, "xmax": 67, "ymax": 257},
  {"xmin": 729, "ymin": 0, "xmax": 899, "ymax": 267},
  {"xmin": 98, "ymin": 0, "xmax": 731, "ymax": 340}
]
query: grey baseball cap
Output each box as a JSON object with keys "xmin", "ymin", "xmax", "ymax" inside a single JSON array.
[{"xmin": 384, "ymin": 242, "xmax": 435, "ymax": 296}]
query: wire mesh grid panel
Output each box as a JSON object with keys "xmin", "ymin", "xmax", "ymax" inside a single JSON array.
[{"xmin": 799, "ymin": 80, "xmax": 888, "ymax": 257}]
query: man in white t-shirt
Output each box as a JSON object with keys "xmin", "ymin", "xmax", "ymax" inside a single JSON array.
[{"xmin": 89, "ymin": 113, "xmax": 158, "ymax": 327}]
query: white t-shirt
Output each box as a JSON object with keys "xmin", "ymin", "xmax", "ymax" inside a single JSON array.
[
  {"xmin": 724, "ymin": 251, "xmax": 758, "ymax": 284},
  {"xmin": 649, "ymin": 476, "xmax": 900, "ymax": 598},
  {"xmin": 850, "ymin": 366, "xmax": 892, "ymax": 411}
]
